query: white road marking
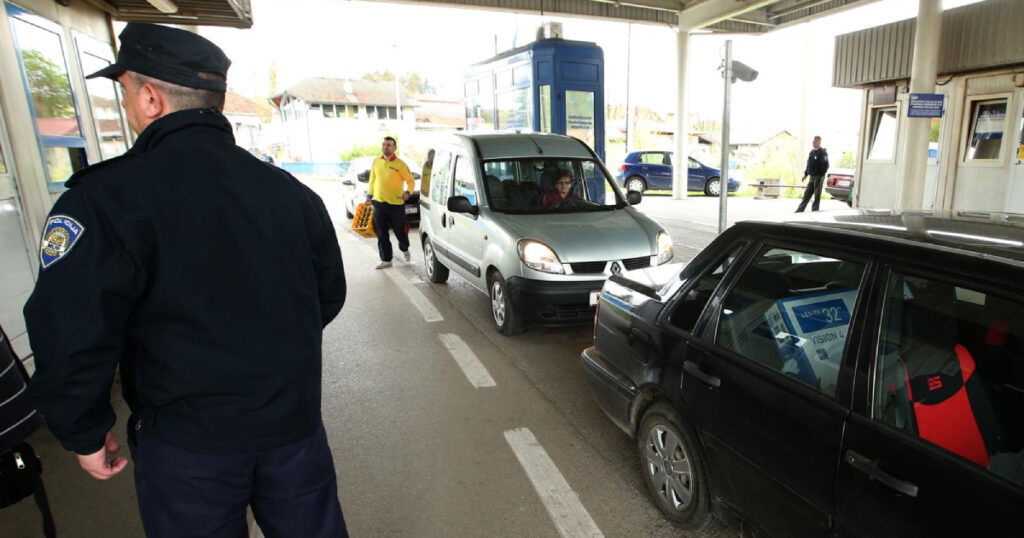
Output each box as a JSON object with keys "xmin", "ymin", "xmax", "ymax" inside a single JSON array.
[
  {"xmin": 438, "ymin": 333, "xmax": 496, "ymax": 388},
  {"xmin": 504, "ymin": 428, "xmax": 604, "ymax": 538},
  {"xmin": 383, "ymin": 266, "xmax": 444, "ymax": 322}
]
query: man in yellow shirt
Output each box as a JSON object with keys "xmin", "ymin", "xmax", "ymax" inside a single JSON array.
[{"xmin": 366, "ymin": 136, "xmax": 415, "ymax": 269}]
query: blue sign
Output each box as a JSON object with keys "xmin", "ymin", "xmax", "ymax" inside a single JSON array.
[
  {"xmin": 908, "ymin": 93, "xmax": 944, "ymax": 118},
  {"xmin": 792, "ymin": 299, "xmax": 851, "ymax": 333}
]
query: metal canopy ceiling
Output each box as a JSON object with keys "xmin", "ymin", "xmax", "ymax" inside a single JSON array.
[
  {"xmin": 359, "ymin": 0, "xmax": 880, "ymax": 34},
  {"xmin": 81, "ymin": 0, "xmax": 253, "ymax": 28}
]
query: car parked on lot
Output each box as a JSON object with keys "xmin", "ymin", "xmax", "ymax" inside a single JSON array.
[
  {"xmin": 342, "ymin": 156, "xmax": 422, "ymax": 225},
  {"xmin": 825, "ymin": 168, "xmax": 855, "ymax": 205},
  {"xmin": 582, "ymin": 211, "xmax": 1024, "ymax": 536},
  {"xmin": 615, "ymin": 151, "xmax": 741, "ymax": 196},
  {"xmin": 420, "ymin": 133, "xmax": 673, "ymax": 335}
]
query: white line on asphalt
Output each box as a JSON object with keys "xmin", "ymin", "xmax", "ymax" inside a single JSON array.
[
  {"xmin": 504, "ymin": 428, "xmax": 604, "ymax": 538},
  {"xmin": 438, "ymin": 333, "xmax": 496, "ymax": 388},
  {"xmin": 383, "ymin": 267, "xmax": 444, "ymax": 323}
]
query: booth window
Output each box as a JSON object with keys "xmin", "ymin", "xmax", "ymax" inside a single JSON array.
[
  {"xmin": 565, "ymin": 90, "xmax": 596, "ymax": 151},
  {"xmin": 965, "ymin": 98, "xmax": 1007, "ymax": 161},
  {"xmin": 928, "ymin": 117, "xmax": 941, "ymax": 163},
  {"xmin": 8, "ymin": 4, "xmax": 87, "ymax": 191},
  {"xmin": 78, "ymin": 36, "xmax": 129, "ymax": 161},
  {"xmin": 538, "ymin": 85, "xmax": 551, "ymax": 133},
  {"xmin": 867, "ymin": 107, "xmax": 898, "ymax": 161},
  {"xmin": 496, "ymin": 89, "xmax": 531, "ymax": 130}
]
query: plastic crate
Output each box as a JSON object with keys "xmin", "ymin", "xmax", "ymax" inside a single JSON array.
[{"xmin": 351, "ymin": 202, "xmax": 375, "ymax": 238}]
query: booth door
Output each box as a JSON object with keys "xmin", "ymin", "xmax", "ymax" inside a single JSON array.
[
  {"xmin": 1012, "ymin": 91, "xmax": 1024, "ymax": 211},
  {"xmin": 0, "ymin": 113, "xmax": 39, "ymax": 361}
]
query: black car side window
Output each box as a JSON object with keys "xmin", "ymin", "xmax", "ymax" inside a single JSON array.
[
  {"xmin": 874, "ymin": 272, "xmax": 1024, "ymax": 485},
  {"xmin": 715, "ymin": 246, "xmax": 865, "ymax": 398},
  {"xmin": 668, "ymin": 245, "xmax": 743, "ymax": 333}
]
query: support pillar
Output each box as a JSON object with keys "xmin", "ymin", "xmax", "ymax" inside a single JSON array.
[
  {"xmin": 673, "ymin": 20, "xmax": 690, "ymax": 200},
  {"xmin": 898, "ymin": 0, "xmax": 942, "ymax": 210}
]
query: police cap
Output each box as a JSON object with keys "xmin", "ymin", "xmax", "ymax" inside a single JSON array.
[{"xmin": 86, "ymin": 22, "xmax": 230, "ymax": 92}]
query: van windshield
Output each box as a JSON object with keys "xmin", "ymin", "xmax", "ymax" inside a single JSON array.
[{"xmin": 481, "ymin": 158, "xmax": 623, "ymax": 214}]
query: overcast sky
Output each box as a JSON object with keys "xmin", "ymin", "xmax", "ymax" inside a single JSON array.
[{"xmin": 201, "ymin": 0, "xmax": 983, "ymax": 154}]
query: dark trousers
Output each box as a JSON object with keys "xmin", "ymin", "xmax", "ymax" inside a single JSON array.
[
  {"xmin": 128, "ymin": 420, "xmax": 348, "ymax": 538},
  {"xmin": 796, "ymin": 175, "xmax": 825, "ymax": 212},
  {"xmin": 371, "ymin": 200, "xmax": 409, "ymax": 262}
]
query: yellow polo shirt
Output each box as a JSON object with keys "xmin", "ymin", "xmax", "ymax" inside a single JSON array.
[{"xmin": 367, "ymin": 155, "xmax": 415, "ymax": 205}]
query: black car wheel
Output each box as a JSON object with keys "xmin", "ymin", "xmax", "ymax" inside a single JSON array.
[
  {"xmin": 626, "ymin": 176, "xmax": 647, "ymax": 194},
  {"xmin": 422, "ymin": 237, "xmax": 449, "ymax": 284},
  {"xmin": 704, "ymin": 177, "xmax": 721, "ymax": 197},
  {"xmin": 637, "ymin": 402, "xmax": 714, "ymax": 530},
  {"xmin": 488, "ymin": 270, "xmax": 523, "ymax": 336}
]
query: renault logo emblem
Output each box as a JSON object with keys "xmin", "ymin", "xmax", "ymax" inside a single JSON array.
[{"xmin": 610, "ymin": 262, "xmax": 622, "ymax": 275}]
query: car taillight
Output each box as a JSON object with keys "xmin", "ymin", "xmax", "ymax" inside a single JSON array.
[{"xmin": 619, "ymin": 164, "xmax": 627, "ymax": 173}]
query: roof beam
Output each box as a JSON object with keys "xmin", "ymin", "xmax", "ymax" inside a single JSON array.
[{"xmin": 678, "ymin": 0, "xmax": 781, "ymax": 29}]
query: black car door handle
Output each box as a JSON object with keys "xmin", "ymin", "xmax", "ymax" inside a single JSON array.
[
  {"xmin": 845, "ymin": 450, "xmax": 919, "ymax": 498},
  {"xmin": 683, "ymin": 361, "xmax": 721, "ymax": 388}
]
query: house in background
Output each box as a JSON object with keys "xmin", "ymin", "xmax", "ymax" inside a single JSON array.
[
  {"xmin": 413, "ymin": 94, "xmax": 466, "ymax": 132},
  {"xmin": 223, "ymin": 91, "xmax": 272, "ymax": 156},
  {"xmin": 729, "ymin": 129, "xmax": 797, "ymax": 163},
  {"xmin": 271, "ymin": 78, "xmax": 418, "ymax": 162}
]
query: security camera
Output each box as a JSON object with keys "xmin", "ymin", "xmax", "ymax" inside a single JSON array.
[{"xmin": 731, "ymin": 60, "xmax": 758, "ymax": 83}]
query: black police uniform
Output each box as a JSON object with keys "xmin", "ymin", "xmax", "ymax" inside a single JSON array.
[
  {"xmin": 796, "ymin": 145, "xmax": 830, "ymax": 212},
  {"xmin": 24, "ymin": 23, "xmax": 348, "ymax": 537}
]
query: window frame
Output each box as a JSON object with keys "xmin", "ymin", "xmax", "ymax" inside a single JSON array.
[
  {"xmin": 659, "ymin": 240, "xmax": 750, "ymax": 339},
  {"xmin": 865, "ymin": 104, "xmax": 900, "ymax": 164},
  {"xmin": 73, "ymin": 30, "xmax": 131, "ymax": 161},
  {"xmin": 7, "ymin": 2, "xmax": 89, "ymax": 193},
  {"xmin": 960, "ymin": 93, "xmax": 1013, "ymax": 166},
  {"xmin": 703, "ymin": 238, "xmax": 873, "ymax": 402}
]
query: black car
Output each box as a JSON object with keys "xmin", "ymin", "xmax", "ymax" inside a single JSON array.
[{"xmin": 582, "ymin": 212, "xmax": 1024, "ymax": 536}]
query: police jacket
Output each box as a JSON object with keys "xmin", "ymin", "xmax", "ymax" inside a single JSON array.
[
  {"xmin": 25, "ymin": 109, "xmax": 346, "ymax": 455},
  {"xmin": 805, "ymin": 147, "xmax": 829, "ymax": 177}
]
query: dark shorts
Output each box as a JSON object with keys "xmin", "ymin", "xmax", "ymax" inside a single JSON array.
[{"xmin": 128, "ymin": 419, "xmax": 347, "ymax": 538}]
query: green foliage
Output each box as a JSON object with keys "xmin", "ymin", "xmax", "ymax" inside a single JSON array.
[
  {"xmin": 361, "ymin": 71, "xmax": 435, "ymax": 95},
  {"xmin": 837, "ymin": 151, "xmax": 856, "ymax": 169},
  {"xmin": 22, "ymin": 49, "xmax": 74, "ymax": 118},
  {"xmin": 743, "ymin": 136, "xmax": 804, "ymax": 196},
  {"xmin": 339, "ymin": 144, "xmax": 380, "ymax": 161}
]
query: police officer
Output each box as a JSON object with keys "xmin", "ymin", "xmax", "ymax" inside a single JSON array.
[
  {"xmin": 796, "ymin": 135, "xmax": 830, "ymax": 212},
  {"xmin": 24, "ymin": 23, "xmax": 348, "ymax": 537}
]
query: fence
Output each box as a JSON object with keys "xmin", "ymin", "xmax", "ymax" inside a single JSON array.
[{"xmin": 754, "ymin": 178, "xmax": 804, "ymax": 199}]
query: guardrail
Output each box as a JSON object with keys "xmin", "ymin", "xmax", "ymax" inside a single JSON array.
[{"xmin": 754, "ymin": 179, "xmax": 804, "ymax": 200}]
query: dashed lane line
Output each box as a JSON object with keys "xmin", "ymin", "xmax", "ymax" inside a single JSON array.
[
  {"xmin": 504, "ymin": 428, "xmax": 604, "ymax": 538},
  {"xmin": 438, "ymin": 333, "xmax": 497, "ymax": 388}
]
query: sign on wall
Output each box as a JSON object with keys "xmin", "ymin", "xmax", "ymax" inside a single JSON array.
[{"xmin": 908, "ymin": 93, "xmax": 944, "ymax": 118}]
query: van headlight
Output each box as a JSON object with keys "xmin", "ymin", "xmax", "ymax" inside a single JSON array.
[
  {"xmin": 518, "ymin": 240, "xmax": 564, "ymax": 274},
  {"xmin": 656, "ymin": 231, "xmax": 673, "ymax": 265}
]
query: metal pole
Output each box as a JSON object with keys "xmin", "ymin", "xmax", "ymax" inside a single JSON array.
[
  {"xmin": 673, "ymin": 22, "xmax": 690, "ymax": 200},
  {"xmin": 719, "ymin": 40, "xmax": 732, "ymax": 234},
  {"xmin": 624, "ymin": 23, "xmax": 632, "ymax": 154}
]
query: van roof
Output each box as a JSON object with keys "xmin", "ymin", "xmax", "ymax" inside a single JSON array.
[{"xmin": 452, "ymin": 133, "xmax": 595, "ymax": 160}]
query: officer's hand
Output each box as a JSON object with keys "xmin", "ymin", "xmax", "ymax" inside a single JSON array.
[
  {"xmin": 802, "ymin": 175, "xmax": 808, "ymax": 182},
  {"xmin": 77, "ymin": 430, "xmax": 128, "ymax": 480}
]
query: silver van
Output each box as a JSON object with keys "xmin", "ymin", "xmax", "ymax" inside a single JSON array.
[{"xmin": 420, "ymin": 133, "xmax": 673, "ymax": 335}]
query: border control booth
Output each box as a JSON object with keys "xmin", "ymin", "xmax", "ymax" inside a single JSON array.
[{"xmin": 464, "ymin": 37, "xmax": 605, "ymax": 162}]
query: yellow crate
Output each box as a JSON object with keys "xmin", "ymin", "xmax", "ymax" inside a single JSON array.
[{"xmin": 351, "ymin": 202, "xmax": 376, "ymax": 238}]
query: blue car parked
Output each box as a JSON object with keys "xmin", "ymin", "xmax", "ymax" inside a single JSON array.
[{"xmin": 615, "ymin": 151, "xmax": 741, "ymax": 196}]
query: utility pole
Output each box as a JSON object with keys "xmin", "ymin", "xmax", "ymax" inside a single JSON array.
[{"xmin": 720, "ymin": 41, "xmax": 732, "ymax": 234}]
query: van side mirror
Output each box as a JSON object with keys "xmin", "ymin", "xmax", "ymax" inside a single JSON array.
[
  {"xmin": 447, "ymin": 196, "xmax": 478, "ymax": 216},
  {"xmin": 627, "ymin": 191, "xmax": 642, "ymax": 205}
]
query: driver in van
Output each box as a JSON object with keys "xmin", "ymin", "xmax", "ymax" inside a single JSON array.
[{"xmin": 540, "ymin": 170, "xmax": 581, "ymax": 209}]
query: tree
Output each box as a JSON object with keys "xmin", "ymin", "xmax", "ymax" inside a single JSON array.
[
  {"xmin": 837, "ymin": 151, "xmax": 856, "ymax": 169},
  {"xmin": 744, "ymin": 136, "xmax": 804, "ymax": 196},
  {"xmin": 362, "ymin": 71, "xmax": 435, "ymax": 95},
  {"xmin": 21, "ymin": 49, "xmax": 75, "ymax": 119}
]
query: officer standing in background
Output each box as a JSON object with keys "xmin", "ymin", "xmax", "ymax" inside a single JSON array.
[
  {"xmin": 796, "ymin": 135, "xmax": 829, "ymax": 213},
  {"xmin": 24, "ymin": 23, "xmax": 348, "ymax": 537},
  {"xmin": 366, "ymin": 136, "xmax": 415, "ymax": 269}
]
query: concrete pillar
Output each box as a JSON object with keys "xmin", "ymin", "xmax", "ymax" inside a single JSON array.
[
  {"xmin": 898, "ymin": 0, "xmax": 942, "ymax": 210},
  {"xmin": 673, "ymin": 19, "xmax": 690, "ymax": 200}
]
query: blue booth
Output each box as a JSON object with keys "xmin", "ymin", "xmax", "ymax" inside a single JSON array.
[{"xmin": 464, "ymin": 38, "xmax": 605, "ymax": 161}]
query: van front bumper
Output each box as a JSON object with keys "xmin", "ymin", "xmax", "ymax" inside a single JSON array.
[{"xmin": 505, "ymin": 276, "xmax": 605, "ymax": 324}]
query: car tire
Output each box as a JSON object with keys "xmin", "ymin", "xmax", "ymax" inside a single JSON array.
[
  {"xmin": 488, "ymin": 270, "xmax": 524, "ymax": 336},
  {"xmin": 626, "ymin": 176, "xmax": 647, "ymax": 194},
  {"xmin": 637, "ymin": 402, "xmax": 715, "ymax": 530},
  {"xmin": 704, "ymin": 177, "xmax": 721, "ymax": 197},
  {"xmin": 422, "ymin": 237, "xmax": 449, "ymax": 284}
]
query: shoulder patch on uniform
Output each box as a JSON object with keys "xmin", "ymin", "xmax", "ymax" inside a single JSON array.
[{"xmin": 39, "ymin": 215, "xmax": 86, "ymax": 270}]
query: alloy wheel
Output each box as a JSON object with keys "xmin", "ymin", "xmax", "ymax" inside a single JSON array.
[
  {"xmin": 627, "ymin": 178, "xmax": 645, "ymax": 192},
  {"xmin": 490, "ymin": 281, "xmax": 506, "ymax": 327},
  {"xmin": 424, "ymin": 241, "xmax": 436, "ymax": 278},
  {"xmin": 644, "ymin": 425, "xmax": 694, "ymax": 511}
]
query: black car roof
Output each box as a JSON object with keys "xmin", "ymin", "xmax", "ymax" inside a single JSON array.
[{"xmin": 737, "ymin": 210, "xmax": 1024, "ymax": 266}]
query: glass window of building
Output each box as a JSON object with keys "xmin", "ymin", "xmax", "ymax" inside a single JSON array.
[
  {"xmin": 77, "ymin": 37, "xmax": 129, "ymax": 161},
  {"xmin": 538, "ymin": 85, "xmax": 551, "ymax": 133},
  {"xmin": 8, "ymin": 4, "xmax": 88, "ymax": 190},
  {"xmin": 867, "ymin": 107, "xmax": 898, "ymax": 161},
  {"xmin": 496, "ymin": 89, "xmax": 531, "ymax": 130},
  {"xmin": 565, "ymin": 90, "xmax": 596, "ymax": 151},
  {"xmin": 965, "ymin": 98, "xmax": 1007, "ymax": 161}
]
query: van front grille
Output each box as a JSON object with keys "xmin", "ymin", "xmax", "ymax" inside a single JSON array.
[
  {"xmin": 570, "ymin": 261, "xmax": 607, "ymax": 274},
  {"xmin": 623, "ymin": 257, "xmax": 651, "ymax": 270}
]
